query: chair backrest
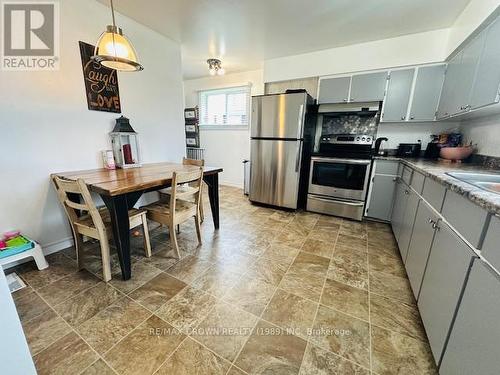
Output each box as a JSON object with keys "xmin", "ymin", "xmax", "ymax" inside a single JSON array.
[
  {"xmin": 169, "ymin": 167, "xmax": 204, "ymax": 213},
  {"xmin": 51, "ymin": 176, "xmax": 105, "ymax": 232},
  {"xmin": 182, "ymin": 157, "xmax": 204, "ymax": 167}
]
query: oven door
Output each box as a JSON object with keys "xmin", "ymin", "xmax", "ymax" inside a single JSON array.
[{"xmin": 308, "ymin": 157, "xmax": 371, "ymax": 200}]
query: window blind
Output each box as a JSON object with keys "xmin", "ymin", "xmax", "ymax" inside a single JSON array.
[{"xmin": 199, "ymin": 85, "xmax": 250, "ymax": 126}]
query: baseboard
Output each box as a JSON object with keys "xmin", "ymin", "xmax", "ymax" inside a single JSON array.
[
  {"xmin": 219, "ymin": 180, "xmax": 244, "ymax": 189},
  {"xmin": 42, "ymin": 237, "xmax": 75, "ymax": 255},
  {"xmin": 2, "ymin": 236, "xmax": 74, "ymax": 270}
]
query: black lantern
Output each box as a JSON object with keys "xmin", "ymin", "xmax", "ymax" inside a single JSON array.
[{"xmin": 110, "ymin": 116, "xmax": 141, "ymax": 168}]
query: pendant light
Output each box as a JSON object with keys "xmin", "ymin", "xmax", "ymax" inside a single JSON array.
[
  {"xmin": 92, "ymin": 0, "xmax": 143, "ymax": 71},
  {"xmin": 207, "ymin": 59, "xmax": 225, "ymax": 76}
]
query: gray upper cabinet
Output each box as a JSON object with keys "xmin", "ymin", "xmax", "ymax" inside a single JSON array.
[
  {"xmin": 418, "ymin": 220, "xmax": 476, "ymax": 364},
  {"xmin": 453, "ymin": 32, "xmax": 486, "ymax": 115},
  {"xmin": 350, "ymin": 72, "xmax": 388, "ymax": 102},
  {"xmin": 470, "ymin": 17, "xmax": 500, "ymax": 110},
  {"xmin": 437, "ymin": 34, "xmax": 484, "ymax": 118},
  {"xmin": 405, "ymin": 200, "xmax": 439, "ymax": 299},
  {"xmin": 440, "ymin": 260, "xmax": 500, "ymax": 375},
  {"xmin": 318, "ymin": 77, "xmax": 350, "ymax": 103},
  {"xmin": 382, "ymin": 69, "xmax": 414, "ymax": 122},
  {"xmin": 437, "ymin": 52, "xmax": 462, "ymax": 119},
  {"xmin": 409, "ymin": 65, "xmax": 446, "ymax": 121}
]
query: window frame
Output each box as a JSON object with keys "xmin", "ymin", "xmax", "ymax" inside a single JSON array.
[{"xmin": 198, "ymin": 84, "xmax": 251, "ymax": 130}]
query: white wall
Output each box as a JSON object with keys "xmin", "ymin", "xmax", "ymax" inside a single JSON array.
[
  {"xmin": 183, "ymin": 70, "xmax": 264, "ymax": 187},
  {"xmin": 445, "ymin": 0, "xmax": 500, "ymax": 56},
  {"xmin": 377, "ymin": 122, "xmax": 460, "ymax": 150},
  {"xmin": 263, "ymin": 29, "xmax": 450, "ymax": 82},
  {"xmin": 0, "ymin": 0, "xmax": 185, "ymax": 253},
  {"xmin": 461, "ymin": 115, "xmax": 500, "ymax": 157}
]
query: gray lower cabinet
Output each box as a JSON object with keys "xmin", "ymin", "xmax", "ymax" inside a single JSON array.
[
  {"xmin": 350, "ymin": 71, "xmax": 388, "ymax": 102},
  {"xmin": 409, "ymin": 64, "xmax": 446, "ymax": 121},
  {"xmin": 391, "ymin": 179, "xmax": 409, "ymax": 243},
  {"xmin": 366, "ymin": 174, "xmax": 397, "ymax": 221},
  {"xmin": 418, "ymin": 220, "xmax": 477, "ymax": 365},
  {"xmin": 441, "ymin": 190, "xmax": 488, "ymax": 248},
  {"xmin": 439, "ymin": 259, "xmax": 500, "ymax": 375},
  {"xmin": 422, "ymin": 177, "xmax": 446, "ymax": 212},
  {"xmin": 481, "ymin": 214, "xmax": 500, "ymax": 270},
  {"xmin": 382, "ymin": 69, "xmax": 415, "ymax": 122},
  {"xmin": 318, "ymin": 76, "xmax": 350, "ymax": 103},
  {"xmin": 397, "ymin": 188, "xmax": 420, "ymax": 263},
  {"xmin": 470, "ymin": 16, "xmax": 500, "ymax": 110},
  {"xmin": 405, "ymin": 200, "xmax": 439, "ymax": 299}
]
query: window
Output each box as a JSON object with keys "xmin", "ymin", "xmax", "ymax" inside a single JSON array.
[{"xmin": 199, "ymin": 85, "xmax": 250, "ymax": 127}]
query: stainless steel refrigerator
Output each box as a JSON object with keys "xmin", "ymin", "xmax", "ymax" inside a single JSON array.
[{"xmin": 249, "ymin": 92, "xmax": 314, "ymax": 209}]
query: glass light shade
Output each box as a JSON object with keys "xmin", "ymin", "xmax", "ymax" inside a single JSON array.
[
  {"xmin": 93, "ymin": 26, "xmax": 143, "ymax": 71},
  {"xmin": 217, "ymin": 68, "xmax": 225, "ymax": 75},
  {"xmin": 209, "ymin": 67, "xmax": 216, "ymax": 76}
]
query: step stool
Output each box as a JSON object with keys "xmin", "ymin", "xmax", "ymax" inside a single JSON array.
[{"xmin": 0, "ymin": 242, "xmax": 48, "ymax": 270}]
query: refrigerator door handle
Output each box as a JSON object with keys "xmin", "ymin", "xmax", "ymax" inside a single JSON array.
[
  {"xmin": 297, "ymin": 104, "xmax": 304, "ymax": 139},
  {"xmin": 295, "ymin": 141, "xmax": 302, "ymax": 172}
]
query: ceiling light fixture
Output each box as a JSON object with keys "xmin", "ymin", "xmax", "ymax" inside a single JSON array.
[
  {"xmin": 207, "ymin": 58, "xmax": 225, "ymax": 76},
  {"xmin": 92, "ymin": 0, "xmax": 143, "ymax": 72}
]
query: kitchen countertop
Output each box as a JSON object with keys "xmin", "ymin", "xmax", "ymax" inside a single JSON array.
[{"xmin": 374, "ymin": 156, "xmax": 500, "ymax": 216}]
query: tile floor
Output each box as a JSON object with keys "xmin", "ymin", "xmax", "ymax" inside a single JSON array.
[{"xmin": 11, "ymin": 185, "xmax": 438, "ymax": 375}]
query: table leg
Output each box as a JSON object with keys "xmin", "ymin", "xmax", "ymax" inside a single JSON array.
[
  {"xmin": 204, "ymin": 173, "xmax": 220, "ymax": 229},
  {"xmin": 101, "ymin": 195, "xmax": 131, "ymax": 280}
]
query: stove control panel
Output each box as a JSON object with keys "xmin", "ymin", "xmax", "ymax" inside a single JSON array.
[{"xmin": 320, "ymin": 134, "xmax": 373, "ymax": 146}]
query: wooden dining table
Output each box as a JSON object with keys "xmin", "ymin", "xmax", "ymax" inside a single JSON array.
[{"xmin": 52, "ymin": 162, "xmax": 223, "ymax": 280}]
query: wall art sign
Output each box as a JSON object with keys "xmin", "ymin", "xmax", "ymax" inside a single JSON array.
[{"xmin": 79, "ymin": 41, "xmax": 121, "ymax": 113}]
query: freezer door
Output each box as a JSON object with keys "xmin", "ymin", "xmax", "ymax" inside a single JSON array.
[
  {"xmin": 251, "ymin": 93, "xmax": 307, "ymax": 139},
  {"xmin": 249, "ymin": 139, "xmax": 301, "ymax": 208}
]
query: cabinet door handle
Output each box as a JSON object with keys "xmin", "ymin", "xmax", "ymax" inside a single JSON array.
[
  {"xmin": 410, "ymin": 116, "xmax": 415, "ymax": 120},
  {"xmin": 343, "ymin": 99, "xmax": 347, "ymax": 102},
  {"xmin": 392, "ymin": 177, "xmax": 398, "ymax": 182},
  {"xmin": 428, "ymin": 218, "xmax": 434, "ymax": 224},
  {"xmin": 401, "ymin": 116, "xmax": 406, "ymax": 120},
  {"xmin": 432, "ymin": 222, "xmax": 440, "ymax": 231},
  {"xmin": 404, "ymin": 190, "xmax": 409, "ymax": 195}
]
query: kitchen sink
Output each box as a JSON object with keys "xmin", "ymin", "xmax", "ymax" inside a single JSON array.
[{"xmin": 446, "ymin": 172, "xmax": 500, "ymax": 194}]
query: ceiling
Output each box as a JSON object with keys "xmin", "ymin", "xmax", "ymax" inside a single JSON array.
[{"xmin": 99, "ymin": 0, "xmax": 471, "ymax": 79}]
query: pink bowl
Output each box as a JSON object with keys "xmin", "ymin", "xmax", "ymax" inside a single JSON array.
[{"xmin": 440, "ymin": 146, "xmax": 473, "ymax": 160}]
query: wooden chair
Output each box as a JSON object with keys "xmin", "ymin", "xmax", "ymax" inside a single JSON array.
[
  {"xmin": 159, "ymin": 157, "xmax": 205, "ymax": 222},
  {"xmin": 52, "ymin": 176, "xmax": 151, "ymax": 282},
  {"xmin": 142, "ymin": 167, "xmax": 203, "ymax": 258}
]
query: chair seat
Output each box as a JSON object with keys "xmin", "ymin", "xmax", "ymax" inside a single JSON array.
[
  {"xmin": 159, "ymin": 185, "xmax": 197, "ymax": 197},
  {"xmin": 142, "ymin": 199, "xmax": 196, "ymax": 218},
  {"xmin": 74, "ymin": 207, "xmax": 146, "ymax": 230}
]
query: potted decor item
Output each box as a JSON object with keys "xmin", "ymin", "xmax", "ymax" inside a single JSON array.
[
  {"xmin": 110, "ymin": 116, "xmax": 141, "ymax": 168},
  {"xmin": 438, "ymin": 132, "xmax": 474, "ymax": 162}
]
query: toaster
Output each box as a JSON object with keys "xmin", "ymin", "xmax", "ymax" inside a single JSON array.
[{"xmin": 396, "ymin": 143, "xmax": 421, "ymax": 158}]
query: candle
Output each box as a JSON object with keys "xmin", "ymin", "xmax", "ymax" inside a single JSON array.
[{"xmin": 123, "ymin": 144, "xmax": 133, "ymax": 164}]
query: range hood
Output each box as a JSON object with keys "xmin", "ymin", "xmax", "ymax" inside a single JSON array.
[{"xmin": 318, "ymin": 101, "xmax": 381, "ymax": 113}]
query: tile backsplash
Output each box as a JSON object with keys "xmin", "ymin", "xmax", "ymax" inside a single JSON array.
[{"xmin": 321, "ymin": 114, "xmax": 379, "ymax": 136}]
